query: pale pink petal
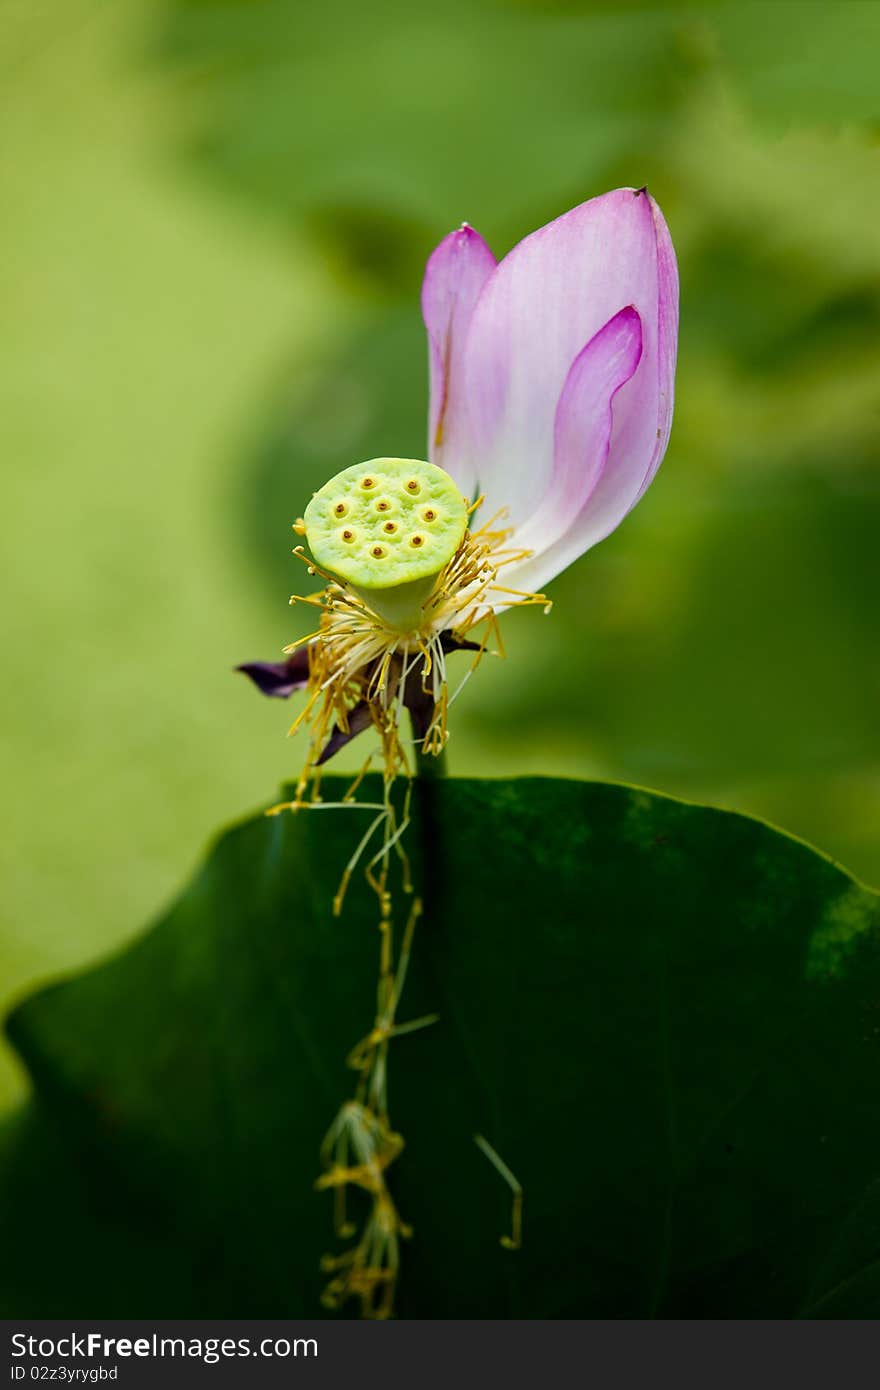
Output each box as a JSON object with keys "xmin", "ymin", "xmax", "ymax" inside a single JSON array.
[
  {"xmin": 635, "ymin": 196, "xmax": 678, "ymax": 503},
  {"xmin": 507, "ymin": 196, "xmax": 679, "ymax": 595},
  {"xmin": 421, "ymin": 224, "xmax": 496, "ymax": 502},
  {"xmin": 461, "ymin": 188, "xmax": 678, "ymax": 547},
  {"xmin": 512, "ymin": 307, "xmax": 643, "ymax": 561}
]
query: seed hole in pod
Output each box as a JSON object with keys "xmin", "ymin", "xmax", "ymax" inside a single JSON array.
[
  {"xmin": 360, "ymin": 476, "xmax": 377, "ymax": 490},
  {"xmin": 405, "ymin": 479, "xmax": 420, "ymax": 494},
  {"xmin": 333, "ymin": 501, "xmax": 348, "ymax": 518},
  {"xmin": 375, "ymin": 499, "xmax": 391, "ymax": 513},
  {"xmin": 371, "ymin": 544, "xmax": 387, "ymax": 559},
  {"xmin": 409, "ymin": 534, "xmax": 425, "ymax": 548},
  {"xmin": 421, "ymin": 507, "xmax": 437, "ymax": 523},
  {"xmin": 383, "ymin": 521, "xmax": 397, "ymax": 534},
  {"xmin": 341, "ymin": 529, "xmax": 356, "ymax": 543}
]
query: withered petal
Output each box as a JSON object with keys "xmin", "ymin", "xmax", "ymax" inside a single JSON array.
[
  {"xmin": 236, "ymin": 648, "xmax": 311, "ymax": 698},
  {"xmin": 316, "ymin": 700, "xmax": 374, "ymax": 766}
]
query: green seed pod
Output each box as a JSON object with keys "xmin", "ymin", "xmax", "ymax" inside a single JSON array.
[{"xmin": 303, "ymin": 458, "xmax": 468, "ymax": 630}]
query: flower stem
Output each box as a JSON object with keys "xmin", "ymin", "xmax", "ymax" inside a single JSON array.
[
  {"xmin": 414, "ymin": 738, "xmax": 447, "ymax": 779},
  {"xmin": 405, "ymin": 681, "xmax": 447, "ymax": 780},
  {"xmin": 408, "ymin": 707, "xmax": 446, "ymax": 936}
]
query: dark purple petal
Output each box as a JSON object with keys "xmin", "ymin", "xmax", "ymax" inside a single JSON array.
[
  {"xmin": 316, "ymin": 701, "xmax": 374, "ymax": 766},
  {"xmin": 236, "ymin": 649, "xmax": 310, "ymax": 699},
  {"xmin": 240, "ymin": 634, "xmax": 483, "ymax": 765},
  {"xmin": 439, "ymin": 632, "xmax": 482, "ymax": 658}
]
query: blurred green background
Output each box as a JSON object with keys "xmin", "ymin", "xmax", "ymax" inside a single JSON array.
[{"xmin": 2, "ymin": 0, "xmax": 879, "ymax": 1113}]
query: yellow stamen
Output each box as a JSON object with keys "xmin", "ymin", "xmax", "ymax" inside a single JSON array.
[
  {"xmin": 474, "ymin": 1133, "xmax": 523, "ymax": 1252},
  {"xmin": 276, "ymin": 499, "xmax": 546, "ymax": 1319}
]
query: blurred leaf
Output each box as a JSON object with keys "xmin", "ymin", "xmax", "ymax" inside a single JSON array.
[
  {"xmin": 2, "ymin": 775, "xmax": 880, "ymax": 1316},
  {"xmin": 511, "ymin": 1, "xmax": 880, "ymax": 126},
  {"xmin": 710, "ymin": 1, "xmax": 880, "ymax": 124},
  {"xmin": 155, "ymin": 0, "xmax": 691, "ymax": 286}
]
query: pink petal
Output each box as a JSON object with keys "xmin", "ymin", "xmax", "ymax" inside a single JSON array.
[
  {"xmin": 510, "ymin": 198, "xmax": 678, "ymax": 594},
  {"xmin": 512, "ymin": 307, "xmax": 643, "ymax": 561},
  {"xmin": 635, "ymin": 195, "xmax": 678, "ymax": 503},
  {"xmin": 461, "ymin": 188, "xmax": 678, "ymax": 566},
  {"xmin": 421, "ymin": 224, "xmax": 496, "ymax": 502}
]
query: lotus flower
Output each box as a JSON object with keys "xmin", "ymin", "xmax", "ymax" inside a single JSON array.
[
  {"xmin": 239, "ymin": 187, "xmax": 678, "ymax": 777},
  {"xmin": 237, "ymin": 188, "xmax": 679, "ymax": 1319},
  {"xmin": 423, "ymin": 186, "xmax": 678, "ymax": 596}
]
